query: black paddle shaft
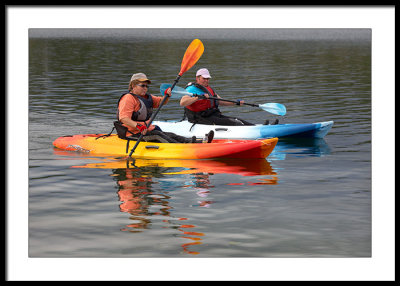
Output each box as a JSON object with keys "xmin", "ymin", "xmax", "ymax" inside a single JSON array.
[{"xmin": 194, "ymin": 93, "xmax": 259, "ymax": 107}]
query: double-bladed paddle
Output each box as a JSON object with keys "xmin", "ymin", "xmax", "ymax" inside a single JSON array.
[
  {"xmin": 159, "ymin": 83, "xmax": 287, "ymax": 116},
  {"xmin": 128, "ymin": 39, "xmax": 204, "ymax": 157}
]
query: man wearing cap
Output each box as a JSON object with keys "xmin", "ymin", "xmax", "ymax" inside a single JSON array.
[
  {"xmin": 116, "ymin": 73, "xmax": 194, "ymax": 143},
  {"xmin": 180, "ymin": 68, "xmax": 254, "ymax": 126}
]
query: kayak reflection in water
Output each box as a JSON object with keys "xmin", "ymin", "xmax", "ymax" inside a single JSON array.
[
  {"xmin": 181, "ymin": 68, "xmax": 261, "ymax": 126},
  {"xmin": 115, "ymin": 167, "xmax": 205, "ymax": 255},
  {"xmin": 116, "ymin": 72, "xmax": 200, "ymax": 143}
]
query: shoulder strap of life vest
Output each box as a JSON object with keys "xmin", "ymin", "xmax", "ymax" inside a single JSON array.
[{"xmin": 117, "ymin": 92, "xmax": 153, "ymax": 122}]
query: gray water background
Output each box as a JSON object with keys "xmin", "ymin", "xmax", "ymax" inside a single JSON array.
[{"xmin": 28, "ymin": 28, "xmax": 371, "ymax": 257}]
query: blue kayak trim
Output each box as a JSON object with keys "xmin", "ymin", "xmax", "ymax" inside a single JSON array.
[
  {"xmin": 259, "ymin": 121, "xmax": 334, "ymax": 138},
  {"xmin": 153, "ymin": 120, "xmax": 334, "ymax": 139}
]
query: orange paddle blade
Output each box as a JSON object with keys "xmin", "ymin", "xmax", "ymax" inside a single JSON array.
[{"xmin": 179, "ymin": 39, "xmax": 204, "ymax": 76}]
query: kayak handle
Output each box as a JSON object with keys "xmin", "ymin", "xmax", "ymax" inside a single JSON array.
[{"xmin": 145, "ymin": 145, "xmax": 160, "ymax": 149}]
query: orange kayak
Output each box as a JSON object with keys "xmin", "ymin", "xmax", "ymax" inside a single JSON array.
[{"xmin": 52, "ymin": 134, "xmax": 278, "ymax": 159}]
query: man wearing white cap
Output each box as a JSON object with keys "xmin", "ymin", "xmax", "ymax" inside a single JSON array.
[{"xmin": 180, "ymin": 68, "xmax": 254, "ymax": 126}]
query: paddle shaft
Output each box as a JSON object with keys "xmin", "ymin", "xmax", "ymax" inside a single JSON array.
[
  {"xmin": 128, "ymin": 39, "xmax": 204, "ymax": 157},
  {"xmin": 159, "ymin": 84, "xmax": 286, "ymax": 115},
  {"xmin": 194, "ymin": 94, "xmax": 259, "ymax": 107},
  {"xmin": 128, "ymin": 76, "xmax": 181, "ymax": 157}
]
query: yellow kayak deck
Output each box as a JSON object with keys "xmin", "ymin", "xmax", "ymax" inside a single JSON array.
[{"xmin": 53, "ymin": 134, "xmax": 278, "ymax": 159}]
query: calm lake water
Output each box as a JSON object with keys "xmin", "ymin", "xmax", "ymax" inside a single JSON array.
[{"xmin": 28, "ymin": 29, "xmax": 371, "ymax": 258}]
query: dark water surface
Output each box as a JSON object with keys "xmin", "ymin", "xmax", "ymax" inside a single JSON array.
[{"xmin": 28, "ymin": 29, "xmax": 371, "ymax": 258}]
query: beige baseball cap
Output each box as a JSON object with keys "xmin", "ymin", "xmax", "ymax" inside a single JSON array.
[{"xmin": 130, "ymin": 73, "xmax": 151, "ymax": 83}]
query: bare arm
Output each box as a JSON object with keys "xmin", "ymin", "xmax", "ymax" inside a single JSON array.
[
  {"xmin": 180, "ymin": 94, "xmax": 209, "ymax": 107},
  {"xmin": 212, "ymin": 94, "xmax": 244, "ymax": 106}
]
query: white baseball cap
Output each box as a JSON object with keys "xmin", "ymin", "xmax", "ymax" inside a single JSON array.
[{"xmin": 196, "ymin": 68, "xmax": 212, "ymax": 78}]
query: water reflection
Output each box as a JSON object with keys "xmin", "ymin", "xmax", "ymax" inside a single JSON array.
[
  {"xmin": 70, "ymin": 157, "xmax": 277, "ymax": 176},
  {"xmin": 52, "ymin": 136, "xmax": 330, "ymax": 255},
  {"xmin": 183, "ymin": 173, "xmax": 215, "ymax": 208},
  {"xmin": 111, "ymin": 164, "xmax": 214, "ymax": 255},
  {"xmin": 114, "ymin": 168, "xmax": 171, "ymax": 233},
  {"xmin": 53, "ymin": 155, "xmax": 277, "ymax": 255},
  {"xmin": 177, "ymin": 221, "xmax": 204, "ymax": 255},
  {"xmin": 270, "ymin": 138, "xmax": 331, "ymax": 160}
]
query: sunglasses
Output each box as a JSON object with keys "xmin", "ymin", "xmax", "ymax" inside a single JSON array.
[{"xmin": 137, "ymin": 84, "xmax": 149, "ymax": 88}]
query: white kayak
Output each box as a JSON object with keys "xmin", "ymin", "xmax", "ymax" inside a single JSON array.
[{"xmin": 153, "ymin": 120, "xmax": 334, "ymax": 139}]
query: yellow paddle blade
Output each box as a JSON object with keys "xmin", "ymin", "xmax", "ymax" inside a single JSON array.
[{"xmin": 179, "ymin": 39, "xmax": 204, "ymax": 76}]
